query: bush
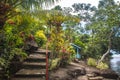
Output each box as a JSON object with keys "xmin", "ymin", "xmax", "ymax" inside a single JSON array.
[
  {"xmin": 11, "ymin": 48, "xmax": 28, "ymax": 62},
  {"xmin": 0, "ymin": 58, "xmax": 5, "ymax": 67},
  {"xmin": 87, "ymin": 58, "xmax": 97, "ymax": 67},
  {"xmin": 96, "ymin": 62, "xmax": 109, "ymax": 70},
  {"xmin": 49, "ymin": 58, "xmax": 61, "ymax": 70},
  {"xmin": 34, "ymin": 30, "xmax": 47, "ymax": 47}
]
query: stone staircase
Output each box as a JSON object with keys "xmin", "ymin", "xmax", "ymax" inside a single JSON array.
[{"xmin": 11, "ymin": 49, "xmax": 50, "ymax": 80}]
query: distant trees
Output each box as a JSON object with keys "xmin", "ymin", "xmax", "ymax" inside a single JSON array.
[
  {"xmin": 85, "ymin": 0, "xmax": 120, "ymax": 62},
  {"xmin": 72, "ymin": 3, "xmax": 97, "ymax": 22},
  {"xmin": 52, "ymin": 0, "xmax": 120, "ymax": 62}
]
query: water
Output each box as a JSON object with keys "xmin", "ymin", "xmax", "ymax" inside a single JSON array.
[{"xmin": 110, "ymin": 54, "xmax": 120, "ymax": 75}]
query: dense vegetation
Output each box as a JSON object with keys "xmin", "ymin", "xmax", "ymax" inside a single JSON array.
[{"xmin": 0, "ymin": 0, "xmax": 120, "ymax": 79}]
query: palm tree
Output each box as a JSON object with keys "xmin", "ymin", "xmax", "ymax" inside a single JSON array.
[{"xmin": 0, "ymin": 0, "xmax": 60, "ymax": 29}]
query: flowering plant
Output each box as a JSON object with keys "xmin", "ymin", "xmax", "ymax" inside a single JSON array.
[{"xmin": 34, "ymin": 30, "xmax": 47, "ymax": 47}]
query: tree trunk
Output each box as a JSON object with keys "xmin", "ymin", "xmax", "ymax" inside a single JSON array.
[{"xmin": 98, "ymin": 30, "xmax": 113, "ymax": 63}]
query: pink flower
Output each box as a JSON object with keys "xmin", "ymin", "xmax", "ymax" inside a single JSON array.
[{"xmin": 62, "ymin": 48, "xmax": 66, "ymax": 53}]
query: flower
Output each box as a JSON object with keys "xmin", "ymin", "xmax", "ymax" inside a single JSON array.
[{"xmin": 7, "ymin": 19, "xmax": 15, "ymax": 25}]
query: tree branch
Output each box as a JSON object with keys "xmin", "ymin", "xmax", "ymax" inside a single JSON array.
[{"xmin": 98, "ymin": 29, "xmax": 113, "ymax": 63}]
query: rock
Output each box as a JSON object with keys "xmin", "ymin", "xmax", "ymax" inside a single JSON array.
[
  {"xmin": 103, "ymin": 79, "xmax": 118, "ymax": 80},
  {"xmin": 0, "ymin": 67, "xmax": 2, "ymax": 71},
  {"xmin": 86, "ymin": 73, "xmax": 95, "ymax": 77},
  {"xmin": 88, "ymin": 76, "xmax": 103, "ymax": 80},
  {"xmin": 81, "ymin": 68, "xmax": 86, "ymax": 75},
  {"xmin": 25, "ymin": 40, "xmax": 38, "ymax": 52},
  {"xmin": 61, "ymin": 76, "xmax": 73, "ymax": 80},
  {"xmin": 67, "ymin": 68, "xmax": 86, "ymax": 78},
  {"xmin": 92, "ymin": 69, "xmax": 119, "ymax": 79},
  {"xmin": 50, "ymin": 76, "xmax": 60, "ymax": 80},
  {"xmin": 77, "ymin": 75, "xmax": 88, "ymax": 80}
]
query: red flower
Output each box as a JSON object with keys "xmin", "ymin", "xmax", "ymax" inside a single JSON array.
[
  {"xmin": 28, "ymin": 34, "xmax": 35, "ymax": 40},
  {"xmin": 62, "ymin": 48, "xmax": 66, "ymax": 53},
  {"xmin": 20, "ymin": 32, "xmax": 25, "ymax": 38},
  {"xmin": 7, "ymin": 19, "xmax": 15, "ymax": 25}
]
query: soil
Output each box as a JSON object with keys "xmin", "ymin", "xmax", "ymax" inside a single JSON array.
[{"xmin": 49, "ymin": 61, "xmax": 119, "ymax": 80}]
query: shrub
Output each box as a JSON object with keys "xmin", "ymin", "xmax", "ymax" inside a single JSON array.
[
  {"xmin": 96, "ymin": 62, "xmax": 109, "ymax": 70},
  {"xmin": 67, "ymin": 45, "xmax": 76, "ymax": 61},
  {"xmin": 10, "ymin": 48, "xmax": 28, "ymax": 61},
  {"xmin": 34, "ymin": 30, "xmax": 47, "ymax": 47},
  {"xmin": 0, "ymin": 58, "xmax": 5, "ymax": 67},
  {"xmin": 87, "ymin": 58, "xmax": 97, "ymax": 67},
  {"xmin": 49, "ymin": 58, "xmax": 61, "ymax": 70},
  {"xmin": 74, "ymin": 38, "xmax": 85, "ymax": 48}
]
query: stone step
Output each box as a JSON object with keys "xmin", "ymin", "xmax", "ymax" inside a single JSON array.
[
  {"xmin": 77, "ymin": 75, "xmax": 88, "ymax": 80},
  {"xmin": 25, "ymin": 58, "xmax": 46, "ymax": 62},
  {"xmin": 28, "ymin": 53, "xmax": 46, "ymax": 59},
  {"xmin": 12, "ymin": 77, "xmax": 45, "ymax": 80},
  {"xmin": 103, "ymin": 78, "xmax": 116, "ymax": 80},
  {"xmin": 11, "ymin": 49, "xmax": 50, "ymax": 80},
  {"xmin": 33, "ymin": 49, "xmax": 48, "ymax": 54},
  {"xmin": 25, "ymin": 54, "xmax": 46, "ymax": 62},
  {"xmin": 87, "ymin": 73, "xmax": 95, "ymax": 77},
  {"xmin": 23, "ymin": 62, "xmax": 46, "ymax": 69},
  {"xmin": 88, "ymin": 76, "xmax": 103, "ymax": 80},
  {"xmin": 32, "ymin": 49, "xmax": 50, "ymax": 56},
  {"xmin": 15, "ymin": 69, "xmax": 46, "ymax": 77}
]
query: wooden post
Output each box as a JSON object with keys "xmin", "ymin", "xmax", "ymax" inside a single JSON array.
[{"xmin": 46, "ymin": 41, "xmax": 48, "ymax": 80}]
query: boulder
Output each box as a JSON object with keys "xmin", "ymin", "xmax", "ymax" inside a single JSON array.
[
  {"xmin": 92, "ymin": 69, "xmax": 119, "ymax": 79},
  {"xmin": 67, "ymin": 68, "xmax": 86, "ymax": 78},
  {"xmin": 25, "ymin": 40, "xmax": 38, "ymax": 52}
]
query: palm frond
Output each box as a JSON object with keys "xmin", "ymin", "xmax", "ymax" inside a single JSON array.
[{"xmin": 0, "ymin": 0, "xmax": 61, "ymax": 10}]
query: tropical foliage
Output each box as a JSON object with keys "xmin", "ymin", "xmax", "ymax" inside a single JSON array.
[
  {"xmin": 0, "ymin": 0, "xmax": 120, "ymax": 79},
  {"xmin": 87, "ymin": 58, "xmax": 97, "ymax": 67},
  {"xmin": 35, "ymin": 30, "xmax": 47, "ymax": 46},
  {"xmin": 0, "ymin": 0, "xmax": 61, "ymax": 79}
]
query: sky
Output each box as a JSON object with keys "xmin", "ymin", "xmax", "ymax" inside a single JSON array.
[
  {"xmin": 45, "ymin": 0, "xmax": 120, "ymax": 9},
  {"xmin": 55, "ymin": 0, "xmax": 99, "ymax": 7}
]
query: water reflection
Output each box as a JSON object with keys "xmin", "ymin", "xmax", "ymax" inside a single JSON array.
[{"xmin": 110, "ymin": 54, "xmax": 120, "ymax": 75}]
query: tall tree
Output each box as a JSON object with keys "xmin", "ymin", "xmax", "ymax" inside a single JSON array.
[
  {"xmin": 86, "ymin": 0, "xmax": 120, "ymax": 62},
  {"xmin": 52, "ymin": 5, "xmax": 62, "ymax": 11},
  {"xmin": 72, "ymin": 3, "xmax": 96, "ymax": 22},
  {"xmin": 71, "ymin": 3, "xmax": 97, "ymax": 34}
]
